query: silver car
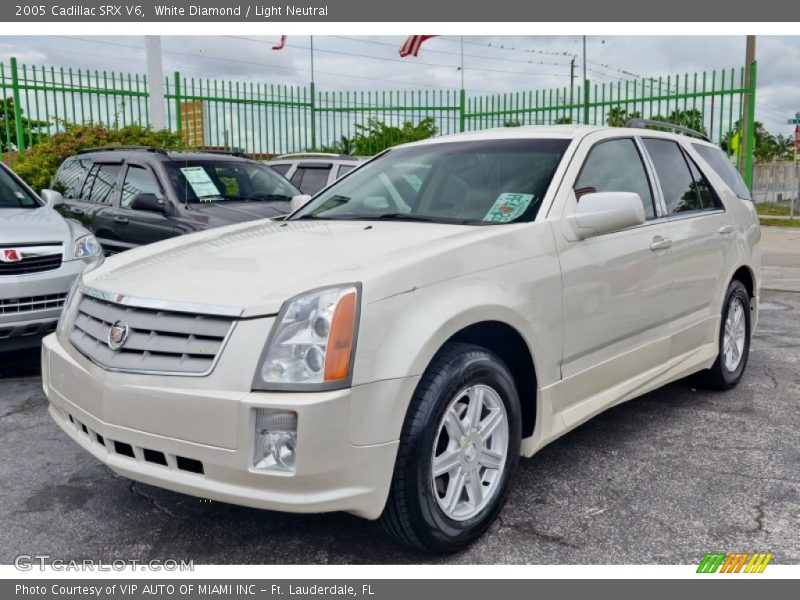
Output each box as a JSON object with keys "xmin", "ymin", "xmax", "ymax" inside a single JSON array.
[
  {"xmin": 267, "ymin": 153, "xmax": 362, "ymax": 196},
  {"xmin": 0, "ymin": 162, "xmax": 103, "ymax": 353}
]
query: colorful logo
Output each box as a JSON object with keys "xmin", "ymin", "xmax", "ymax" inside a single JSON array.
[
  {"xmin": 1, "ymin": 249, "xmax": 21, "ymax": 262},
  {"xmin": 697, "ymin": 552, "xmax": 773, "ymax": 573}
]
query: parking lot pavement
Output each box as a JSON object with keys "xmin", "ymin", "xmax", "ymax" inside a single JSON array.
[
  {"xmin": 1, "ymin": 226, "xmax": 798, "ymax": 565},
  {"xmin": 761, "ymin": 226, "xmax": 800, "ymax": 293}
]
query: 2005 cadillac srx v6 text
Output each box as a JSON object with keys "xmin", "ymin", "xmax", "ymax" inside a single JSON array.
[{"xmin": 42, "ymin": 124, "xmax": 760, "ymax": 553}]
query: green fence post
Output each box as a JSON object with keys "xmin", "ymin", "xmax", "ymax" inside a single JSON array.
[
  {"xmin": 9, "ymin": 57, "xmax": 25, "ymax": 151},
  {"xmin": 459, "ymin": 88, "xmax": 466, "ymax": 133},
  {"xmin": 310, "ymin": 81, "xmax": 316, "ymax": 151},
  {"xmin": 173, "ymin": 71, "xmax": 182, "ymax": 135},
  {"xmin": 583, "ymin": 79, "xmax": 590, "ymax": 125},
  {"xmin": 744, "ymin": 60, "xmax": 757, "ymax": 190}
]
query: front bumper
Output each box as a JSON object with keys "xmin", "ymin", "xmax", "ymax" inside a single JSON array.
[
  {"xmin": 42, "ymin": 333, "xmax": 413, "ymax": 519},
  {"xmin": 0, "ymin": 259, "xmax": 84, "ymax": 351}
]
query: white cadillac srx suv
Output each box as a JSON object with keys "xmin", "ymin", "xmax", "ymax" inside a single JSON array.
[{"xmin": 42, "ymin": 124, "xmax": 760, "ymax": 553}]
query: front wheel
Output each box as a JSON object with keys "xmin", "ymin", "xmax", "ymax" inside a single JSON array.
[
  {"xmin": 694, "ymin": 279, "xmax": 751, "ymax": 390},
  {"xmin": 378, "ymin": 342, "xmax": 521, "ymax": 553}
]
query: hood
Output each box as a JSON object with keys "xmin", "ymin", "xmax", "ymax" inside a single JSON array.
[
  {"xmin": 178, "ymin": 201, "xmax": 289, "ymax": 228},
  {"xmin": 0, "ymin": 206, "xmax": 72, "ymax": 245},
  {"xmin": 85, "ymin": 219, "xmax": 495, "ymax": 316}
]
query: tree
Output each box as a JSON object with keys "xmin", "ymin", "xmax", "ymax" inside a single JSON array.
[
  {"xmin": 0, "ymin": 97, "xmax": 48, "ymax": 152},
  {"xmin": 11, "ymin": 122, "xmax": 184, "ymax": 192},
  {"xmin": 721, "ymin": 120, "xmax": 793, "ymax": 163},
  {"xmin": 605, "ymin": 107, "xmax": 641, "ymax": 127},
  {"xmin": 352, "ymin": 117, "xmax": 437, "ymax": 155},
  {"xmin": 666, "ymin": 109, "xmax": 706, "ymax": 135},
  {"xmin": 318, "ymin": 135, "xmax": 355, "ymax": 155}
]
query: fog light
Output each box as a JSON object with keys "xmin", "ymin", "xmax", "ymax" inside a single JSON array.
[{"xmin": 254, "ymin": 409, "xmax": 298, "ymax": 472}]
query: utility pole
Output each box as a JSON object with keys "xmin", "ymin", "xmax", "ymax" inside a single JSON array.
[
  {"xmin": 582, "ymin": 35, "xmax": 589, "ymax": 124},
  {"xmin": 740, "ymin": 35, "xmax": 756, "ymax": 176},
  {"xmin": 570, "ymin": 56, "xmax": 576, "ymax": 90},
  {"xmin": 145, "ymin": 36, "xmax": 166, "ymax": 130},
  {"xmin": 570, "ymin": 56, "xmax": 576, "ymax": 124},
  {"xmin": 460, "ymin": 36, "xmax": 465, "ymax": 90}
]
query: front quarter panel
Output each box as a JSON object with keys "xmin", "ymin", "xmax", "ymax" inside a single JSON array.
[{"xmin": 348, "ymin": 222, "xmax": 562, "ymax": 445}]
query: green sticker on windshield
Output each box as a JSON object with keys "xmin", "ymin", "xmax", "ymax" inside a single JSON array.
[{"xmin": 483, "ymin": 193, "xmax": 534, "ymax": 222}]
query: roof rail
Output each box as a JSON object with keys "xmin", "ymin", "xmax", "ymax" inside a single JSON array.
[
  {"xmin": 187, "ymin": 149, "xmax": 250, "ymax": 158},
  {"xmin": 76, "ymin": 145, "xmax": 168, "ymax": 155},
  {"xmin": 625, "ymin": 119, "xmax": 711, "ymax": 142},
  {"xmin": 273, "ymin": 152, "xmax": 346, "ymax": 160}
]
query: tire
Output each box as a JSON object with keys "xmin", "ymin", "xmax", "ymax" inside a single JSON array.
[
  {"xmin": 378, "ymin": 342, "xmax": 521, "ymax": 554},
  {"xmin": 693, "ymin": 279, "xmax": 751, "ymax": 390}
]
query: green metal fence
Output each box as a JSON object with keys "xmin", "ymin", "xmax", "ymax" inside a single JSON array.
[{"xmin": 0, "ymin": 56, "xmax": 757, "ymax": 185}]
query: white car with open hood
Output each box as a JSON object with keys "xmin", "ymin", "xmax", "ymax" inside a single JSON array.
[{"xmin": 42, "ymin": 123, "xmax": 760, "ymax": 553}]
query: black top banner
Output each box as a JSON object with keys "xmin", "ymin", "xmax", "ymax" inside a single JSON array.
[{"xmin": 2, "ymin": 0, "xmax": 796, "ymax": 22}]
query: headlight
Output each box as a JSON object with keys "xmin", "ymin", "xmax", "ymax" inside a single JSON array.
[
  {"xmin": 253, "ymin": 284, "xmax": 360, "ymax": 390},
  {"xmin": 73, "ymin": 234, "xmax": 102, "ymax": 262}
]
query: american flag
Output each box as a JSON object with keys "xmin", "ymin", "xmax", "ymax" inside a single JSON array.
[
  {"xmin": 399, "ymin": 35, "xmax": 437, "ymax": 58},
  {"xmin": 272, "ymin": 35, "xmax": 287, "ymax": 51}
]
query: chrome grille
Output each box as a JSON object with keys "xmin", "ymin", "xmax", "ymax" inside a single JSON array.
[
  {"xmin": 69, "ymin": 293, "xmax": 235, "ymax": 375},
  {"xmin": 0, "ymin": 293, "xmax": 67, "ymax": 314}
]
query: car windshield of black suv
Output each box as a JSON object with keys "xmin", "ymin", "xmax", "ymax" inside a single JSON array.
[
  {"xmin": 164, "ymin": 160, "xmax": 299, "ymax": 205},
  {"xmin": 0, "ymin": 168, "xmax": 40, "ymax": 209},
  {"xmin": 292, "ymin": 138, "xmax": 570, "ymax": 225}
]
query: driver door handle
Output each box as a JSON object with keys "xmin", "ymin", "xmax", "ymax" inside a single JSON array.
[
  {"xmin": 718, "ymin": 225, "xmax": 734, "ymax": 235},
  {"xmin": 113, "ymin": 216, "xmax": 129, "ymax": 225},
  {"xmin": 69, "ymin": 206, "xmax": 85, "ymax": 215},
  {"xmin": 650, "ymin": 236, "xmax": 673, "ymax": 251}
]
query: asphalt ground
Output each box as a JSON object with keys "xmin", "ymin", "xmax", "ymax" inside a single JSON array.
[{"xmin": 1, "ymin": 229, "xmax": 798, "ymax": 565}]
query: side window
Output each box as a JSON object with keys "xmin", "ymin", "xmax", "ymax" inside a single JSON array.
[
  {"xmin": 53, "ymin": 158, "xmax": 91, "ymax": 199},
  {"xmin": 79, "ymin": 164, "xmax": 99, "ymax": 199},
  {"xmin": 120, "ymin": 165, "xmax": 165, "ymax": 208},
  {"xmin": 270, "ymin": 164, "xmax": 291, "ymax": 177},
  {"xmin": 691, "ymin": 143, "xmax": 751, "ymax": 200},
  {"xmin": 685, "ymin": 154, "xmax": 723, "ymax": 211},
  {"xmin": 643, "ymin": 139, "xmax": 715, "ymax": 215},
  {"xmin": 337, "ymin": 164, "xmax": 355, "ymax": 178},
  {"xmin": 81, "ymin": 163, "xmax": 122, "ymax": 205},
  {"xmin": 292, "ymin": 167, "xmax": 331, "ymax": 195},
  {"xmin": 574, "ymin": 138, "xmax": 656, "ymax": 219}
]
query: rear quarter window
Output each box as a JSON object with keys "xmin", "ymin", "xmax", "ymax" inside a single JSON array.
[
  {"xmin": 53, "ymin": 157, "xmax": 92, "ymax": 199},
  {"xmin": 691, "ymin": 144, "xmax": 751, "ymax": 201}
]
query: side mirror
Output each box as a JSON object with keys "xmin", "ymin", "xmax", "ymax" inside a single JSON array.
[
  {"xmin": 41, "ymin": 189, "xmax": 66, "ymax": 209},
  {"xmin": 290, "ymin": 194, "xmax": 312, "ymax": 213},
  {"xmin": 130, "ymin": 193, "xmax": 168, "ymax": 215},
  {"xmin": 567, "ymin": 192, "xmax": 645, "ymax": 239}
]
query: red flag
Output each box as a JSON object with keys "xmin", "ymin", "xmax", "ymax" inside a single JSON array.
[
  {"xmin": 795, "ymin": 125, "xmax": 800, "ymax": 150},
  {"xmin": 399, "ymin": 35, "xmax": 436, "ymax": 58},
  {"xmin": 272, "ymin": 35, "xmax": 287, "ymax": 51}
]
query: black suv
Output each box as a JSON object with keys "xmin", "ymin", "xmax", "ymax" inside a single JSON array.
[{"xmin": 46, "ymin": 147, "xmax": 301, "ymax": 255}]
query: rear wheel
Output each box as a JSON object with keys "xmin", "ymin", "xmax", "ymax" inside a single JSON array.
[
  {"xmin": 694, "ymin": 279, "xmax": 751, "ymax": 390},
  {"xmin": 378, "ymin": 342, "xmax": 521, "ymax": 554}
]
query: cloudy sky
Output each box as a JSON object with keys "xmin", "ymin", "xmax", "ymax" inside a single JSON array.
[{"xmin": 0, "ymin": 35, "xmax": 797, "ymax": 135}]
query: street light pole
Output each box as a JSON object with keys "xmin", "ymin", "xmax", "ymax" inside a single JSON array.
[{"xmin": 145, "ymin": 36, "xmax": 166, "ymax": 130}]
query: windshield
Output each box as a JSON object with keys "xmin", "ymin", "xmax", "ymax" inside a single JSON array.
[
  {"xmin": 163, "ymin": 159, "xmax": 299, "ymax": 204},
  {"xmin": 292, "ymin": 138, "xmax": 570, "ymax": 225},
  {"xmin": 0, "ymin": 166, "xmax": 40, "ymax": 209}
]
